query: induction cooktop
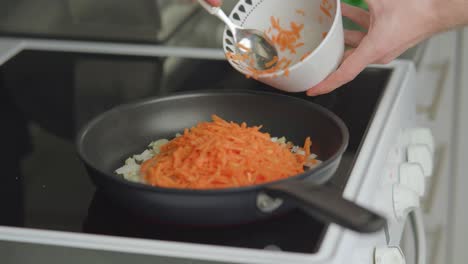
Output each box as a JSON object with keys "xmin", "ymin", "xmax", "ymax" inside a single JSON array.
[{"xmin": 0, "ymin": 51, "xmax": 392, "ymax": 254}]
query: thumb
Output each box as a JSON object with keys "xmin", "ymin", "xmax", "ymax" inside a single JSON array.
[{"xmin": 204, "ymin": 0, "xmax": 222, "ymax": 7}]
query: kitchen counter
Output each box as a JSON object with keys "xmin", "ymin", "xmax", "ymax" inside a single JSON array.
[{"xmin": 0, "ymin": 38, "xmax": 23, "ymax": 65}]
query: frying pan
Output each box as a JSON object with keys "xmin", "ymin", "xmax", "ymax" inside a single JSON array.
[{"xmin": 76, "ymin": 91, "xmax": 386, "ymax": 233}]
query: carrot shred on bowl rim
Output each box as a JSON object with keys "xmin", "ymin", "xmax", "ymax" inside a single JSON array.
[
  {"xmin": 138, "ymin": 115, "xmax": 317, "ymax": 190},
  {"xmin": 300, "ymin": 51, "xmax": 312, "ymax": 62}
]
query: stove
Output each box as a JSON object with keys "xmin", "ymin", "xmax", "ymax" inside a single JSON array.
[
  {"xmin": 0, "ymin": 47, "xmax": 430, "ymax": 264},
  {"xmin": 0, "ymin": 50, "xmax": 390, "ymax": 253}
]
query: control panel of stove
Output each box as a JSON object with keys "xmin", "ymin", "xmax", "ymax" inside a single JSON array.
[
  {"xmin": 371, "ymin": 125, "xmax": 434, "ymax": 263},
  {"xmin": 393, "ymin": 127, "xmax": 434, "ymax": 222},
  {"xmin": 371, "ymin": 125, "xmax": 435, "ymax": 258},
  {"xmin": 375, "ymin": 246, "xmax": 406, "ymax": 264},
  {"xmin": 374, "ymin": 125, "xmax": 435, "ymax": 249}
]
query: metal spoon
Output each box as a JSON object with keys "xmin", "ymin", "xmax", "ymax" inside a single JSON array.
[{"xmin": 198, "ymin": 0, "xmax": 278, "ymax": 71}]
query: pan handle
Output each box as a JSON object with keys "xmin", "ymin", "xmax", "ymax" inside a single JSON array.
[{"xmin": 262, "ymin": 181, "xmax": 386, "ymax": 233}]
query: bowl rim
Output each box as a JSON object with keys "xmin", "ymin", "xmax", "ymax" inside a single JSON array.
[{"xmin": 222, "ymin": 0, "xmax": 343, "ymax": 79}]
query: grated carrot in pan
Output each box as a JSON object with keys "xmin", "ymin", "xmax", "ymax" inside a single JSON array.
[{"xmin": 140, "ymin": 115, "xmax": 314, "ymax": 189}]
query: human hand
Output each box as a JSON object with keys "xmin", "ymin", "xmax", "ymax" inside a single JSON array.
[
  {"xmin": 204, "ymin": 0, "xmax": 222, "ymax": 7},
  {"xmin": 306, "ymin": 0, "xmax": 466, "ymax": 96}
]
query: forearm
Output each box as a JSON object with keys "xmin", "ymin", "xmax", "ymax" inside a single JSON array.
[{"xmin": 434, "ymin": 0, "xmax": 468, "ymax": 30}]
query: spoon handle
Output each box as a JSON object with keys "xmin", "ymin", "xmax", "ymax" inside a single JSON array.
[
  {"xmin": 197, "ymin": 0, "xmax": 238, "ymax": 33},
  {"xmin": 197, "ymin": 0, "xmax": 219, "ymax": 14}
]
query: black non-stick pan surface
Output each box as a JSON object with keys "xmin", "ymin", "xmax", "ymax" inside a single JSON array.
[{"xmin": 77, "ymin": 91, "xmax": 385, "ymax": 233}]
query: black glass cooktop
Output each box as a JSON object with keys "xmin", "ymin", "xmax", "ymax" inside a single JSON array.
[{"xmin": 0, "ymin": 51, "xmax": 391, "ymax": 254}]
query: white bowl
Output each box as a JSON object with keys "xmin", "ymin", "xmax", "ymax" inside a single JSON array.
[{"xmin": 222, "ymin": 0, "xmax": 344, "ymax": 93}]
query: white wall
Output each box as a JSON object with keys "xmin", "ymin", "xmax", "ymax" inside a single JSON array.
[
  {"xmin": 407, "ymin": 26, "xmax": 468, "ymax": 264},
  {"xmin": 451, "ymin": 26, "xmax": 468, "ymax": 264}
]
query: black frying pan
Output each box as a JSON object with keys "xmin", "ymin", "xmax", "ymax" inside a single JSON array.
[{"xmin": 76, "ymin": 91, "xmax": 386, "ymax": 233}]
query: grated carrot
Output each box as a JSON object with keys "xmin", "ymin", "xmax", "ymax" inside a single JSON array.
[
  {"xmin": 267, "ymin": 16, "xmax": 304, "ymax": 55},
  {"xmin": 296, "ymin": 9, "xmax": 306, "ymax": 16},
  {"xmin": 226, "ymin": 16, "xmax": 307, "ymax": 79},
  {"xmin": 226, "ymin": 51, "xmax": 249, "ymax": 62},
  {"xmin": 320, "ymin": 0, "xmax": 334, "ymax": 19},
  {"xmin": 264, "ymin": 56, "xmax": 279, "ymax": 68},
  {"xmin": 290, "ymin": 22, "xmax": 304, "ymax": 38},
  {"xmin": 140, "ymin": 115, "xmax": 314, "ymax": 189},
  {"xmin": 320, "ymin": 5, "xmax": 332, "ymax": 18},
  {"xmin": 300, "ymin": 51, "xmax": 312, "ymax": 61},
  {"xmin": 318, "ymin": 15, "xmax": 323, "ymax": 24},
  {"xmin": 271, "ymin": 16, "xmax": 280, "ymax": 30},
  {"xmin": 282, "ymin": 60, "xmax": 292, "ymax": 70},
  {"xmin": 295, "ymin": 42, "xmax": 305, "ymax": 48}
]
